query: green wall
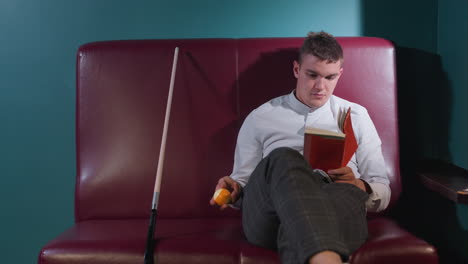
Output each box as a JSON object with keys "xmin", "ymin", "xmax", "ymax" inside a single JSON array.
[
  {"xmin": 362, "ymin": 1, "xmax": 468, "ymax": 263},
  {"xmin": 436, "ymin": 0, "xmax": 468, "ymax": 262},
  {"xmin": 438, "ymin": 0, "xmax": 468, "ymax": 169},
  {"xmin": 362, "ymin": 0, "xmax": 439, "ymax": 53},
  {"xmin": 0, "ymin": 1, "xmax": 362, "ymax": 263}
]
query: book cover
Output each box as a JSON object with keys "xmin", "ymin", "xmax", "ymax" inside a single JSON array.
[{"xmin": 303, "ymin": 107, "xmax": 358, "ymax": 172}]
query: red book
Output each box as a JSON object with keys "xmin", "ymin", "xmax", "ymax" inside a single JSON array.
[{"xmin": 303, "ymin": 107, "xmax": 358, "ymax": 172}]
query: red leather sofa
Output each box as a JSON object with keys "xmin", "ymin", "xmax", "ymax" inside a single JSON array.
[{"xmin": 38, "ymin": 37, "xmax": 438, "ymax": 264}]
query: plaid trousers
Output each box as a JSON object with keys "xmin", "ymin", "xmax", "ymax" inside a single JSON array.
[{"xmin": 241, "ymin": 147, "xmax": 369, "ymax": 264}]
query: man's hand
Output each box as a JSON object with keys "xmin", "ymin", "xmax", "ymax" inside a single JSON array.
[
  {"xmin": 327, "ymin": 167, "xmax": 366, "ymax": 192},
  {"xmin": 209, "ymin": 176, "xmax": 241, "ymax": 210}
]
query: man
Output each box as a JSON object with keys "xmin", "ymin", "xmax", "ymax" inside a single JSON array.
[{"xmin": 210, "ymin": 31, "xmax": 390, "ymax": 264}]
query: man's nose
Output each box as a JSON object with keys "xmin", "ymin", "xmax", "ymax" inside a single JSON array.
[{"xmin": 314, "ymin": 77, "xmax": 325, "ymax": 89}]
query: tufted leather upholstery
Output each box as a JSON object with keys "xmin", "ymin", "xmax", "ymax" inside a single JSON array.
[{"xmin": 38, "ymin": 38, "xmax": 437, "ymax": 264}]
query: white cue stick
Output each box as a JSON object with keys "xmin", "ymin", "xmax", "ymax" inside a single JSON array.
[
  {"xmin": 144, "ymin": 46, "xmax": 179, "ymax": 264},
  {"xmin": 152, "ymin": 46, "xmax": 179, "ymax": 210}
]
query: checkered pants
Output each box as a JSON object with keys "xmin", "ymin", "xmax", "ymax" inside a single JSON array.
[{"xmin": 241, "ymin": 147, "xmax": 369, "ymax": 264}]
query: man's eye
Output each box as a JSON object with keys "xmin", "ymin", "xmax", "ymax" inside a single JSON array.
[
  {"xmin": 308, "ymin": 74, "xmax": 317, "ymax": 78},
  {"xmin": 326, "ymin": 76, "xmax": 336, "ymax": 80}
]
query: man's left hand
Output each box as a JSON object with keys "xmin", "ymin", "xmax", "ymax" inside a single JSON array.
[{"xmin": 327, "ymin": 166, "xmax": 366, "ymax": 192}]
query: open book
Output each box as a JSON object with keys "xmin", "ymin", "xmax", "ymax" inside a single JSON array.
[{"xmin": 303, "ymin": 107, "xmax": 358, "ymax": 172}]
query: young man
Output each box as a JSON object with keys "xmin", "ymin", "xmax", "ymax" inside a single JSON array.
[{"xmin": 210, "ymin": 31, "xmax": 390, "ymax": 264}]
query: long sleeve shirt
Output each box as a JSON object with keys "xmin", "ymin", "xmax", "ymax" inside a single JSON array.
[{"xmin": 230, "ymin": 91, "xmax": 391, "ymax": 212}]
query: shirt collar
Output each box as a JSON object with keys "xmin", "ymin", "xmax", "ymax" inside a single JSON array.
[{"xmin": 287, "ymin": 90, "xmax": 330, "ymax": 114}]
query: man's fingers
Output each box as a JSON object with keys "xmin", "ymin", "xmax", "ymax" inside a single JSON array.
[
  {"xmin": 328, "ymin": 168, "xmax": 341, "ymax": 174},
  {"xmin": 219, "ymin": 176, "xmax": 240, "ymax": 193},
  {"xmin": 334, "ymin": 179, "xmax": 350, "ymax": 183},
  {"xmin": 230, "ymin": 180, "xmax": 241, "ymax": 199},
  {"xmin": 211, "ymin": 176, "xmax": 242, "ymax": 208},
  {"xmin": 327, "ymin": 166, "xmax": 363, "ymax": 189},
  {"xmin": 209, "ymin": 198, "xmax": 216, "ymax": 206},
  {"xmin": 332, "ymin": 173, "xmax": 353, "ymax": 180},
  {"xmin": 328, "ymin": 167, "xmax": 351, "ymax": 175},
  {"xmin": 216, "ymin": 177, "xmax": 229, "ymax": 189}
]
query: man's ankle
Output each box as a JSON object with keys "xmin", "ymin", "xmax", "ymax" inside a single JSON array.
[{"xmin": 309, "ymin": 250, "xmax": 342, "ymax": 264}]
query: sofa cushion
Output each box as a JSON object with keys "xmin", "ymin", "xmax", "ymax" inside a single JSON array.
[
  {"xmin": 38, "ymin": 218, "xmax": 436, "ymax": 264},
  {"xmin": 38, "ymin": 217, "xmax": 273, "ymax": 264},
  {"xmin": 350, "ymin": 218, "xmax": 438, "ymax": 264}
]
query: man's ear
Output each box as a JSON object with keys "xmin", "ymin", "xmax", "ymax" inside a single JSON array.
[
  {"xmin": 293, "ymin": 60, "xmax": 300, "ymax": 78},
  {"xmin": 337, "ymin": 67, "xmax": 344, "ymax": 80}
]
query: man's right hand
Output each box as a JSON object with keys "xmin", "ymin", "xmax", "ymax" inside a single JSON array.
[{"xmin": 209, "ymin": 176, "xmax": 241, "ymax": 210}]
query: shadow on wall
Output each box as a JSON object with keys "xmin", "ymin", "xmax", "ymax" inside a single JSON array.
[
  {"xmin": 391, "ymin": 48, "xmax": 468, "ymax": 264},
  {"xmin": 387, "ymin": 47, "xmax": 468, "ymax": 264},
  {"xmin": 361, "ymin": 0, "xmax": 438, "ymax": 53},
  {"xmin": 396, "ymin": 48, "xmax": 452, "ymax": 164},
  {"xmin": 361, "ymin": 1, "xmax": 468, "ymax": 263},
  {"xmin": 237, "ymin": 48, "xmax": 298, "ymax": 120},
  {"xmin": 361, "ymin": 0, "xmax": 449, "ymax": 163}
]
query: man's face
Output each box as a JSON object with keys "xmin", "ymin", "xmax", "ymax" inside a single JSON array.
[{"xmin": 293, "ymin": 54, "xmax": 343, "ymax": 108}]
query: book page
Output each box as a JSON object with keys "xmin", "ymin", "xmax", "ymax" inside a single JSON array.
[{"xmin": 305, "ymin": 127, "xmax": 345, "ymax": 139}]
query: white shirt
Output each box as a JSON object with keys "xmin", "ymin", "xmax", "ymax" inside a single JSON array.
[{"xmin": 230, "ymin": 91, "xmax": 391, "ymax": 212}]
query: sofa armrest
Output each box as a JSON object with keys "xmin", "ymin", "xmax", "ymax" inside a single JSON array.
[{"xmin": 417, "ymin": 159, "xmax": 468, "ymax": 204}]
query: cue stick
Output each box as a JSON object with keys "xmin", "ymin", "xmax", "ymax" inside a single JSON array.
[{"xmin": 144, "ymin": 46, "xmax": 179, "ymax": 264}]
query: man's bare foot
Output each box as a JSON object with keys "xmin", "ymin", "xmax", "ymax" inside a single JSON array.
[{"xmin": 309, "ymin": 250, "xmax": 342, "ymax": 264}]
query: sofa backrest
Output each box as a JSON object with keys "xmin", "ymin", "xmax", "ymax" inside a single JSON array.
[{"xmin": 75, "ymin": 37, "xmax": 400, "ymax": 222}]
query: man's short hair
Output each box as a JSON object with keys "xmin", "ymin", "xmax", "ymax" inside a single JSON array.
[{"xmin": 299, "ymin": 31, "xmax": 343, "ymax": 64}]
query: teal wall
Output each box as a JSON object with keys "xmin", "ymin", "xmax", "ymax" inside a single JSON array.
[
  {"xmin": 362, "ymin": 0, "xmax": 439, "ymax": 53},
  {"xmin": 0, "ymin": 1, "xmax": 362, "ymax": 263},
  {"xmin": 438, "ymin": 0, "xmax": 468, "ymax": 169},
  {"xmin": 437, "ymin": 0, "xmax": 468, "ymax": 262},
  {"xmin": 1, "ymin": 0, "xmax": 467, "ymax": 263},
  {"xmin": 362, "ymin": 1, "xmax": 468, "ymax": 262}
]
